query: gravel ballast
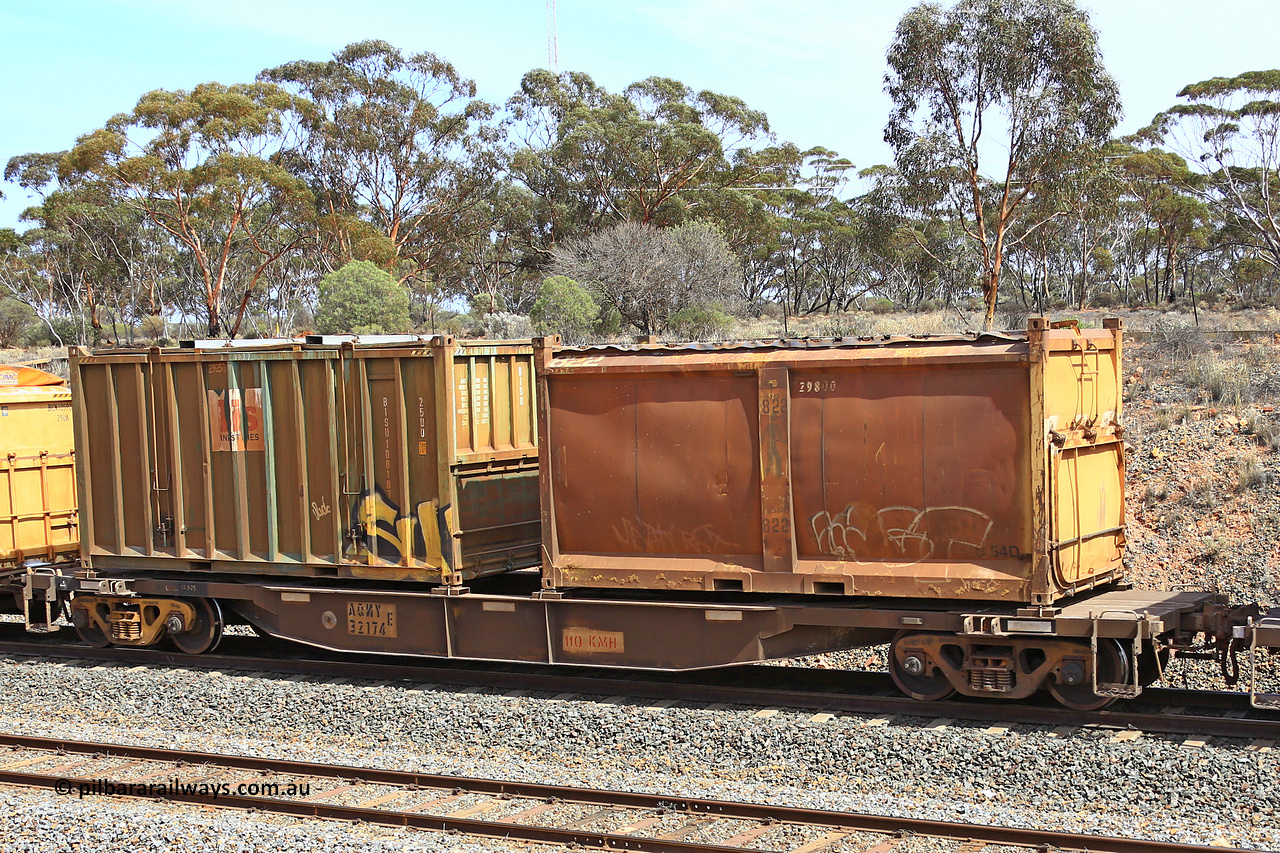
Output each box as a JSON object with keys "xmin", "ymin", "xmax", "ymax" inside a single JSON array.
[{"xmin": 1, "ymin": 656, "xmax": 1275, "ymax": 851}]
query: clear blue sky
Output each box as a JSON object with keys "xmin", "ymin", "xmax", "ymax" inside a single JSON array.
[{"xmin": 3, "ymin": 0, "xmax": 1278, "ymax": 231}]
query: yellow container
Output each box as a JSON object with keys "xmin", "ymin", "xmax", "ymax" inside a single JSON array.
[{"xmin": 0, "ymin": 365, "xmax": 78, "ymax": 566}]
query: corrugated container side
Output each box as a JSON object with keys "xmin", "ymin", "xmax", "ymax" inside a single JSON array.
[
  {"xmin": 71, "ymin": 338, "xmax": 538, "ymax": 583},
  {"xmin": 0, "ymin": 369, "xmax": 78, "ymax": 566},
  {"xmin": 537, "ymin": 319, "xmax": 1127, "ymax": 604}
]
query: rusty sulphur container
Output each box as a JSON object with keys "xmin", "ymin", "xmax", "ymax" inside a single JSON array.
[
  {"xmin": 536, "ymin": 317, "xmax": 1125, "ymax": 605},
  {"xmin": 71, "ymin": 336, "xmax": 538, "ymax": 583},
  {"xmin": 0, "ymin": 364, "xmax": 78, "ymax": 566}
]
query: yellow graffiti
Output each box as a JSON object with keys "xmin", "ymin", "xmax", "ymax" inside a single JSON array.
[{"xmin": 347, "ymin": 487, "xmax": 453, "ymax": 568}]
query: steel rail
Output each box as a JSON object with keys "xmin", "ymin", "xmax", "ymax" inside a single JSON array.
[
  {"xmin": 0, "ymin": 734, "xmax": 1254, "ymax": 853},
  {"xmin": 1, "ymin": 637, "xmax": 1278, "ymax": 740}
]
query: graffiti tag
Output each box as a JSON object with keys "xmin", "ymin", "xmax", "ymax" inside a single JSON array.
[
  {"xmin": 810, "ymin": 504, "xmax": 994, "ymax": 563},
  {"xmin": 347, "ymin": 485, "xmax": 452, "ymax": 568}
]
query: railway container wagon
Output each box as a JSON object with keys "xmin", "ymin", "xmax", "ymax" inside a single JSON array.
[
  {"xmin": 31, "ymin": 320, "xmax": 1273, "ymax": 711},
  {"xmin": 0, "ymin": 363, "xmax": 78, "ymax": 627},
  {"xmin": 67, "ymin": 336, "xmax": 540, "ymax": 651},
  {"xmin": 535, "ymin": 317, "xmax": 1126, "ymax": 605}
]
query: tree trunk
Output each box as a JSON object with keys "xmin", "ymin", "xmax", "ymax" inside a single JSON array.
[{"xmin": 982, "ymin": 266, "xmax": 999, "ymax": 331}]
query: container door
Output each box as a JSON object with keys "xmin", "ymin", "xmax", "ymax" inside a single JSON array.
[
  {"xmin": 1050, "ymin": 441, "xmax": 1125, "ymax": 585},
  {"xmin": 1043, "ymin": 333, "xmax": 1126, "ymax": 587},
  {"xmin": 342, "ymin": 350, "xmax": 451, "ymax": 576}
]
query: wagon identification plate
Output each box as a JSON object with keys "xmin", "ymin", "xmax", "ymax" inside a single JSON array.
[
  {"xmin": 347, "ymin": 602, "xmax": 397, "ymax": 638},
  {"xmin": 562, "ymin": 627, "xmax": 624, "ymax": 653}
]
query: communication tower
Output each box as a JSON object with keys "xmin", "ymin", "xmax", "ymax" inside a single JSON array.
[{"xmin": 546, "ymin": 0, "xmax": 559, "ymax": 73}]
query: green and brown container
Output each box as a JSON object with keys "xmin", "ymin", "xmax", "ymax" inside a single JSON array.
[{"xmin": 71, "ymin": 336, "xmax": 539, "ymax": 584}]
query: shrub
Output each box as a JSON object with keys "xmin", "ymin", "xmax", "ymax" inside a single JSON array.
[
  {"xmin": 818, "ymin": 314, "xmax": 873, "ymax": 338},
  {"xmin": 594, "ymin": 307, "xmax": 624, "ymax": 340},
  {"xmin": 529, "ymin": 276, "xmax": 598, "ymax": 343},
  {"xmin": 997, "ymin": 307, "xmax": 1029, "ymax": 331},
  {"xmin": 442, "ymin": 314, "xmax": 483, "ymax": 338},
  {"xmin": 139, "ymin": 315, "xmax": 167, "ymax": 340},
  {"xmin": 1235, "ymin": 453, "xmax": 1270, "ymax": 492},
  {"xmin": 1201, "ymin": 535, "xmax": 1230, "ymax": 563},
  {"xmin": 1181, "ymin": 476, "xmax": 1218, "ymax": 509},
  {"xmin": 315, "ymin": 261, "xmax": 410, "ymax": 334},
  {"xmin": 1148, "ymin": 318, "xmax": 1206, "ymax": 360},
  {"xmin": 0, "ymin": 298, "xmax": 36, "ymax": 347},
  {"xmin": 667, "ymin": 306, "xmax": 734, "ymax": 340},
  {"xmin": 1248, "ymin": 417, "xmax": 1280, "ymax": 452},
  {"xmin": 483, "ymin": 312, "xmax": 535, "ymax": 340},
  {"xmin": 27, "ymin": 316, "xmax": 96, "ymax": 347},
  {"xmin": 1183, "ymin": 354, "xmax": 1250, "ymax": 405}
]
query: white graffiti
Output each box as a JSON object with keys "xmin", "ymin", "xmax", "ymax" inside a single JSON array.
[{"xmin": 810, "ymin": 504, "xmax": 993, "ymax": 562}]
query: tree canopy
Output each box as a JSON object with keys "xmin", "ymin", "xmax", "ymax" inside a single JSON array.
[
  {"xmin": 5, "ymin": 28, "xmax": 1280, "ymax": 346},
  {"xmin": 884, "ymin": 0, "xmax": 1121, "ymax": 329},
  {"xmin": 1140, "ymin": 70, "xmax": 1280, "ymax": 273},
  {"xmin": 60, "ymin": 82, "xmax": 317, "ymax": 336},
  {"xmin": 315, "ymin": 260, "xmax": 411, "ymax": 334}
]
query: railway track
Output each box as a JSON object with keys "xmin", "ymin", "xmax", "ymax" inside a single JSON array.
[
  {"xmin": 3, "ymin": 630, "xmax": 1278, "ymax": 742},
  {"xmin": 0, "ymin": 733, "xmax": 1251, "ymax": 853}
]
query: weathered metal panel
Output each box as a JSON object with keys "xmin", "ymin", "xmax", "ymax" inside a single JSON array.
[
  {"xmin": 70, "ymin": 338, "xmax": 539, "ymax": 584},
  {"xmin": 0, "ymin": 369, "xmax": 78, "ymax": 566},
  {"xmin": 226, "ymin": 584, "xmax": 866, "ymax": 670},
  {"xmin": 1042, "ymin": 320, "xmax": 1126, "ymax": 597},
  {"xmin": 540, "ymin": 321, "xmax": 1126, "ymax": 604},
  {"xmin": 548, "ymin": 372, "xmax": 762, "ymax": 568}
]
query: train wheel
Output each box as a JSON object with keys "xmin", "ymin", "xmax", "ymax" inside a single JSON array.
[
  {"xmin": 890, "ymin": 635, "xmax": 956, "ymax": 701},
  {"xmin": 73, "ymin": 615, "xmax": 111, "ymax": 648},
  {"xmin": 1048, "ymin": 639, "xmax": 1128, "ymax": 711},
  {"xmin": 169, "ymin": 599, "xmax": 224, "ymax": 655}
]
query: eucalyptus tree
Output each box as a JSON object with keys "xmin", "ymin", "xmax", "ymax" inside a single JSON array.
[
  {"xmin": 1117, "ymin": 148, "xmax": 1211, "ymax": 303},
  {"xmin": 61, "ymin": 82, "xmax": 317, "ymax": 336},
  {"xmin": 884, "ymin": 0, "xmax": 1121, "ymax": 329},
  {"xmin": 504, "ymin": 69, "xmax": 614, "ymax": 264},
  {"xmin": 1057, "ymin": 144, "xmax": 1126, "ymax": 308},
  {"xmin": 3, "ymin": 151, "xmax": 164, "ymax": 337},
  {"xmin": 854, "ymin": 164, "xmax": 977, "ymax": 310},
  {"xmin": 261, "ymin": 41, "xmax": 504, "ymax": 290},
  {"xmin": 712, "ymin": 147, "xmax": 856, "ymax": 315},
  {"xmin": 1142, "ymin": 70, "xmax": 1280, "ymax": 274},
  {"xmin": 509, "ymin": 72, "xmax": 809, "ymax": 248}
]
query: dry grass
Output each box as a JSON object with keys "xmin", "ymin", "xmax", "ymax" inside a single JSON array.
[
  {"xmin": 732, "ymin": 309, "xmax": 977, "ymax": 340},
  {"xmin": 0, "ymin": 346, "xmax": 70, "ymax": 378},
  {"xmin": 1235, "ymin": 452, "xmax": 1270, "ymax": 492},
  {"xmin": 1182, "ymin": 354, "xmax": 1252, "ymax": 406},
  {"xmin": 1182, "ymin": 476, "xmax": 1219, "ymax": 509}
]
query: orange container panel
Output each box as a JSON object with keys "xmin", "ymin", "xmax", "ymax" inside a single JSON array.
[
  {"xmin": 536, "ymin": 318, "xmax": 1126, "ymax": 605},
  {"xmin": 0, "ymin": 366, "xmax": 78, "ymax": 566},
  {"xmin": 71, "ymin": 337, "xmax": 539, "ymax": 584}
]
